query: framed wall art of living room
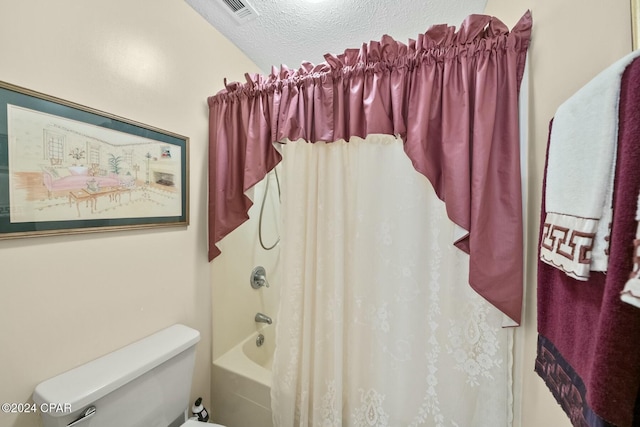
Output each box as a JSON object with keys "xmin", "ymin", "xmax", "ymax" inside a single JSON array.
[{"xmin": 0, "ymin": 81, "xmax": 189, "ymax": 239}]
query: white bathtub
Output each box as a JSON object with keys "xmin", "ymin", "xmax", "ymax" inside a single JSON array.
[{"xmin": 211, "ymin": 325, "xmax": 274, "ymax": 427}]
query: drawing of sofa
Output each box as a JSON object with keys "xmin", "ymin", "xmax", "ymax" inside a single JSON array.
[{"xmin": 42, "ymin": 166, "xmax": 121, "ymax": 198}]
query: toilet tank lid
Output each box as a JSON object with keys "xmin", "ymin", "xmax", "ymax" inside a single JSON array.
[{"xmin": 33, "ymin": 324, "xmax": 200, "ymax": 413}]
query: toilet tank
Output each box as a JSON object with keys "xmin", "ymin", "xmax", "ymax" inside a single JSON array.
[{"xmin": 33, "ymin": 324, "xmax": 200, "ymax": 427}]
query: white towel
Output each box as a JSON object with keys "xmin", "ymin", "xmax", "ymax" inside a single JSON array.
[{"xmin": 540, "ymin": 50, "xmax": 640, "ymax": 281}]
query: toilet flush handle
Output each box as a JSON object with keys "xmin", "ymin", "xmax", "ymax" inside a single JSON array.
[{"xmin": 67, "ymin": 406, "xmax": 96, "ymax": 427}]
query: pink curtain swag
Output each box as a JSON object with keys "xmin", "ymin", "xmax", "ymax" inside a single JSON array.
[{"xmin": 208, "ymin": 12, "xmax": 532, "ymax": 325}]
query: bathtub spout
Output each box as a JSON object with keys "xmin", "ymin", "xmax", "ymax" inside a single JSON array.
[{"xmin": 255, "ymin": 313, "xmax": 272, "ymax": 324}]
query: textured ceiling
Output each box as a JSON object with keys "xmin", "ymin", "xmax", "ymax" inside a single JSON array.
[{"xmin": 186, "ymin": 0, "xmax": 488, "ymax": 74}]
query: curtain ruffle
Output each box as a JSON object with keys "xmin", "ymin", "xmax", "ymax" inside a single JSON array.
[
  {"xmin": 212, "ymin": 13, "xmax": 531, "ymax": 102},
  {"xmin": 208, "ymin": 11, "xmax": 532, "ymax": 325}
]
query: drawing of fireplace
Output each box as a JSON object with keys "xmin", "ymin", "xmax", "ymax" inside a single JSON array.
[
  {"xmin": 154, "ymin": 171, "xmax": 175, "ymax": 186},
  {"xmin": 150, "ymin": 161, "xmax": 178, "ymax": 188}
]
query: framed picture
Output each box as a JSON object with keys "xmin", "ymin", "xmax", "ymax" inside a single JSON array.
[{"xmin": 0, "ymin": 81, "xmax": 189, "ymax": 239}]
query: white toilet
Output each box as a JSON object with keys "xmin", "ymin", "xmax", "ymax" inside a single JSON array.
[{"xmin": 33, "ymin": 324, "xmax": 226, "ymax": 427}]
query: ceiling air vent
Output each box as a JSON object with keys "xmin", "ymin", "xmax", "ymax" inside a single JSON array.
[{"xmin": 220, "ymin": 0, "xmax": 259, "ymax": 24}]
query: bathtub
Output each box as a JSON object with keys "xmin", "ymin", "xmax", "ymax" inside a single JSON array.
[{"xmin": 211, "ymin": 325, "xmax": 274, "ymax": 427}]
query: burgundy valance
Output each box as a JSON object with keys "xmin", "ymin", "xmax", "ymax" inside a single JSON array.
[{"xmin": 208, "ymin": 12, "xmax": 532, "ymax": 324}]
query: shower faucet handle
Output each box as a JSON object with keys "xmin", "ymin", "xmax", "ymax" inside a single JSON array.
[{"xmin": 250, "ymin": 266, "xmax": 270, "ymax": 289}]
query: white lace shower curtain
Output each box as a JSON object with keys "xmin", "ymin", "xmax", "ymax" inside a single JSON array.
[{"xmin": 272, "ymin": 134, "xmax": 512, "ymax": 427}]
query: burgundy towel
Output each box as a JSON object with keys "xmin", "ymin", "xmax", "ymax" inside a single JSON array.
[{"xmin": 536, "ymin": 57, "xmax": 640, "ymax": 427}]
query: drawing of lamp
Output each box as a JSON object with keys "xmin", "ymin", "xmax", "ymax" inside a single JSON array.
[{"xmin": 145, "ymin": 152, "xmax": 151, "ymax": 185}]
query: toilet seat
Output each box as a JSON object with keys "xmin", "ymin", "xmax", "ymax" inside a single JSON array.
[{"xmin": 181, "ymin": 420, "xmax": 226, "ymax": 427}]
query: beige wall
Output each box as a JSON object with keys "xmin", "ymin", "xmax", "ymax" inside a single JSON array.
[
  {"xmin": 483, "ymin": 0, "xmax": 633, "ymax": 426},
  {"xmin": 0, "ymin": 1, "xmax": 258, "ymax": 426}
]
